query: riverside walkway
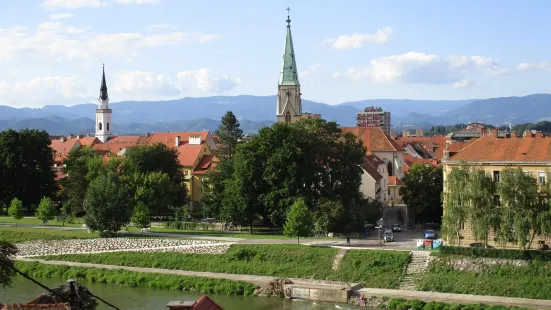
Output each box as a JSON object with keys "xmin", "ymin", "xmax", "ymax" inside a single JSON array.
[{"xmin": 16, "ymin": 258, "xmax": 551, "ymax": 309}]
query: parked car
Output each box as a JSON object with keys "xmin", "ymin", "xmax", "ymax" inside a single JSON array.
[
  {"xmin": 392, "ymin": 224, "xmax": 401, "ymax": 232},
  {"xmin": 424, "ymin": 229, "xmax": 437, "ymax": 239},
  {"xmin": 383, "ymin": 230, "xmax": 394, "ymax": 242}
]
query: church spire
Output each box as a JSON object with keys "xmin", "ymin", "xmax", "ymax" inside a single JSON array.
[
  {"xmin": 99, "ymin": 64, "xmax": 109, "ymax": 102},
  {"xmin": 279, "ymin": 7, "xmax": 300, "ymax": 86}
]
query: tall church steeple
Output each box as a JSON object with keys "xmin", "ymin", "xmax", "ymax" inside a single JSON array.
[
  {"xmin": 95, "ymin": 64, "xmax": 113, "ymax": 143},
  {"xmin": 276, "ymin": 7, "xmax": 302, "ymax": 123}
]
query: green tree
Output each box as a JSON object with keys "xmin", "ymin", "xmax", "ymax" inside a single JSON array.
[
  {"xmin": 0, "ymin": 129, "xmax": 56, "ymax": 212},
  {"xmin": 83, "ymin": 173, "xmax": 133, "ymax": 237},
  {"xmin": 133, "ymin": 171, "xmax": 174, "ymax": 213},
  {"xmin": 400, "ymin": 163, "xmax": 443, "ymax": 224},
  {"xmin": 215, "ymin": 111, "xmax": 244, "ymax": 159},
  {"xmin": 465, "ymin": 167, "xmax": 497, "ymax": 245},
  {"xmin": 61, "ymin": 146, "xmax": 99, "ymax": 216},
  {"xmin": 7, "ymin": 198, "xmax": 23, "ymax": 226},
  {"xmin": 131, "ymin": 201, "xmax": 151, "ymax": 234},
  {"xmin": 497, "ymin": 168, "xmax": 542, "ymax": 249},
  {"xmin": 284, "ymin": 198, "xmax": 314, "ymax": 244},
  {"xmin": 201, "ymin": 158, "xmax": 234, "ymax": 219},
  {"xmin": 313, "ymin": 198, "xmax": 344, "ymax": 236},
  {"xmin": 123, "ymin": 143, "xmax": 188, "ymax": 208},
  {"xmin": 442, "ymin": 165, "xmax": 470, "ymax": 245},
  {"xmin": 35, "ymin": 197, "xmax": 56, "ymax": 226},
  {"xmin": 0, "ymin": 241, "xmax": 18, "ymax": 288}
]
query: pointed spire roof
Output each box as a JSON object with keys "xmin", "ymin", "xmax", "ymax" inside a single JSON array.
[
  {"xmin": 99, "ymin": 64, "xmax": 108, "ymax": 101},
  {"xmin": 279, "ymin": 8, "xmax": 300, "ymax": 86}
]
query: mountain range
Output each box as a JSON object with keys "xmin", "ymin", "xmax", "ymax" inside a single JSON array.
[{"xmin": 1, "ymin": 94, "xmax": 550, "ymax": 135}]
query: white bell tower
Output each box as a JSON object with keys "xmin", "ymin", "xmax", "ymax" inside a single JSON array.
[{"xmin": 95, "ymin": 64, "xmax": 113, "ymax": 143}]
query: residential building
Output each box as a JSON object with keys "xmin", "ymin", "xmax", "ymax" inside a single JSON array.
[
  {"xmin": 341, "ymin": 126, "xmax": 405, "ymax": 205},
  {"xmin": 402, "ymin": 129, "xmax": 424, "ymax": 137},
  {"xmin": 356, "ymin": 106, "xmax": 391, "ymax": 135},
  {"xmin": 275, "ymin": 11, "xmax": 320, "ymax": 123},
  {"xmin": 359, "ymin": 152, "xmax": 389, "ymax": 203},
  {"xmin": 443, "ymin": 133, "xmax": 551, "ymax": 246},
  {"xmin": 95, "ymin": 65, "xmax": 113, "ymax": 143}
]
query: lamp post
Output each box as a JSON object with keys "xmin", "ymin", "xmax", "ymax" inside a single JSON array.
[{"xmin": 379, "ymin": 217, "xmax": 384, "ymax": 246}]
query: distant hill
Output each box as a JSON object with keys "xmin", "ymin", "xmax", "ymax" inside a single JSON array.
[{"xmin": 1, "ymin": 94, "xmax": 550, "ymax": 135}]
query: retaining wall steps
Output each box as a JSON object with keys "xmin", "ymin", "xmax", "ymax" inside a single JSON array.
[{"xmin": 398, "ymin": 251, "xmax": 431, "ymax": 290}]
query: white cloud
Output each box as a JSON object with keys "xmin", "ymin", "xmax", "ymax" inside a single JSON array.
[
  {"xmin": 40, "ymin": 0, "xmax": 104, "ymax": 10},
  {"xmin": 0, "ymin": 76, "xmax": 87, "ymax": 107},
  {"xmin": 518, "ymin": 62, "xmax": 551, "ymax": 71},
  {"xmin": 49, "ymin": 13, "xmax": 75, "ymax": 20},
  {"xmin": 347, "ymin": 51, "xmax": 509, "ymax": 87},
  {"xmin": 177, "ymin": 69, "xmax": 241, "ymax": 93},
  {"xmin": 114, "ymin": 71, "xmax": 179, "ymax": 96},
  {"xmin": 0, "ymin": 23, "xmax": 214, "ymax": 61},
  {"xmin": 115, "ymin": 0, "xmax": 160, "ymax": 3},
  {"xmin": 323, "ymin": 27, "xmax": 392, "ymax": 50},
  {"xmin": 299, "ymin": 64, "xmax": 320, "ymax": 79},
  {"xmin": 332, "ymin": 72, "xmax": 341, "ymax": 78},
  {"xmin": 452, "ymin": 78, "xmax": 475, "ymax": 89},
  {"xmin": 199, "ymin": 34, "xmax": 218, "ymax": 42}
]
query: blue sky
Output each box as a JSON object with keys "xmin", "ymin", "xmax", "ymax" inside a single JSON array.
[{"xmin": 2, "ymin": 0, "xmax": 551, "ymax": 108}]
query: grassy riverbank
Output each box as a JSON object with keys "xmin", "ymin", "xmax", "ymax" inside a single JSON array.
[
  {"xmin": 39, "ymin": 245, "xmax": 410, "ymax": 288},
  {"xmin": 378, "ymin": 298, "xmax": 533, "ymax": 310},
  {"xmin": 15, "ymin": 261, "xmax": 257, "ymax": 296},
  {"xmin": 417, "ymin": 258, "xmax": 551, "ymax": 300},
  {"xmin": 0, "ymin": 227, "xmax": 97, "ymax": 243}
]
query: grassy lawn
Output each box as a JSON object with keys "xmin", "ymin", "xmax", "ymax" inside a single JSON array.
[
  {"xmin": 417, "ymin": 257, "xmax": 551, "ymax": 300},
  {"xmin": 15, "ymin": 261, "xmax": 256, "ymax": 296},
  {"xmin": 0, "ymin": 216, "xmax": 84, "ymax": 227},
  {"xmin": 38, "ymin": 245, "xmax": 410, "ymax": 288},
  {"xmin": 0, "ymin": 226, "xmax": 98, "ymax": 243}
]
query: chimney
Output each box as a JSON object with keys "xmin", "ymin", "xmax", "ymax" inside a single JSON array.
[
  {"xmin": 524, "ymin": 130, "xmax": 533, "ymax": 138},
  {"xmin": 511, "ymin": 131, "xmax": 517, "ymax": 138},
  {"xmin": 490, "ymin": 129, "xmax": 498, "ymax": 137},
  {"xmin": 175, "ymin": 136, "xmax": 180, "ymax": 147},
  {"xmin": 60, "ymin": 136, "xmax": 65, "ymax": 143},
  {"xmin": 535, "ymin": 131, "xmax": 544, "ymax": 138},
  {"xmin": 76, "ymin": 135, "xmax": 80, "ymax": 140},
  {"xmin": 146, "ymin": 132, "xmax": 150, "ymax": 137},
  {"xmin": 67, "ymin": 134, "xmax": 72, "ymax": 139},
  {"xmin": 416, "ymin": 129, "xmax": 424, "ymax": 137},
  {"xmin": 403, "ymin": 130, "xmax": 409, "ymax": 137}
]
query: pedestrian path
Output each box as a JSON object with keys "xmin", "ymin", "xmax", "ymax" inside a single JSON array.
[
  {"xmin": 16, "ymin": 258, "xmax": 551, "ymax": 309},
  {"xmin": 398, "ymin": 250, "xmax": 431, "ymax": 290}
]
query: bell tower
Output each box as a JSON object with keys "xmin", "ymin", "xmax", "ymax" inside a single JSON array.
[
  {"xmin": 276, "ymin": 7, "xmax": 302, "ymax": 124},
  {"xmin": 95, "ymin": 64, "xmax": 113, "ymax": 143}
]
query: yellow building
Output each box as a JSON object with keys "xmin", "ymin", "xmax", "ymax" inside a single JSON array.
[
  {"xmin": 146, "ymin": 131, "xmax": 218, "ymax": 212},
  {"xmin": 443, "ymin": 131, "xmax": 551, "ymax": 246}
]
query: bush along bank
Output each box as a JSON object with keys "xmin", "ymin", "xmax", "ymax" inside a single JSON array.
[
  {"xmin": 15, "ymin": 261, "xmax": 257, "ymax": 296},
  {"xmin": 348, "ymin": 297, "xmax": 533, "ymax": 310},
  {"xmin": 439, "ymin": 245, "xmax": 551, "ymax": 261}
]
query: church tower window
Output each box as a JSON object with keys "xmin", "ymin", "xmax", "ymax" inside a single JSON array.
[
  {"xmin": 285, "ymin": 112, "xmax": 291, "ymax": 123},
  {"xmin": 98, "ymin": 122, "xmax": 102, "ymax": 131}
]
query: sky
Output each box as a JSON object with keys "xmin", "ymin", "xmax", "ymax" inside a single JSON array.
[{"xmin": 2, "ymin": 0, "xmax": 551, "ymax": 108}]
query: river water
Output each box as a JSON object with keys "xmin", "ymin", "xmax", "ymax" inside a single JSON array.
[{"xmin": 2, "ymin": 277, "xmax": 367, "ymax": 310}]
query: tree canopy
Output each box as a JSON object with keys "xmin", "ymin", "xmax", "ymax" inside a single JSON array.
[
  {"xmin": 284, "ymin": 198, "xmax": 313, "ymax": 244},
  {"xmin": 400, "ymin": 163, "xmax": 443, "ymax": 224},
  {"xmin": 0, "ymin": 129, "xmax": 56, "ymax": 211}
]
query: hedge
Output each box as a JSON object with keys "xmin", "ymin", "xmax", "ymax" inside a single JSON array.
[{"xmin": 439, "ymin": 245, "xmax": 551, "ymax": 261}]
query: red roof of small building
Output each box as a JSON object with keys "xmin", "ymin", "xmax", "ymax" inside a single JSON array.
[
  {"xmin": 92, "ymin": 136, "xmax": 141, "ymax": 154},
  {"xmin": 177, "ymin": 144, "xmax": 204, "ymax": 167},
  {"xmin": 77, "ymin": 137, "xmax": 99, "ymax": 147},
  {"xmin": 50, "ymin": 138, "xmax": 79, "ymax": 161},
  {"xmin": 449, "ymin": 136, "xmax": 551, "ymax": 162},
  {"xmin": 192, "ymin": 155, "xmax": 218, "ymax": 175},
  {"xmin": 360, "ymin": 156, "xmax": 383, "ymax": 181},
  {"xmin": 341, "ymin": 127, "xmax": 404, "ymax": 152},
  {"xmin": 147, "ymin": 132, "xmax": 210, "ymax": 147},
  {"xmin": 388, "ymin": 176, "xmax": 403, "ymax": 185}
]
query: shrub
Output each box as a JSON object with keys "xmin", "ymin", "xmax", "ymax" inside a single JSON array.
[{"xmin": 439, "ymin": 245, "xmax": 551, "ymax": 261}]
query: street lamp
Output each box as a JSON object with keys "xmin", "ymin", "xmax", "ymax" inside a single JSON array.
[{"xmin": 379, "ymin": 217, "xmax": 384, "ymax": 246}]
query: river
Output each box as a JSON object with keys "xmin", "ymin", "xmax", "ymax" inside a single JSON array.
[{"xmin": 1, "ymin": 277, "xmax": 367, "ymax": 310}]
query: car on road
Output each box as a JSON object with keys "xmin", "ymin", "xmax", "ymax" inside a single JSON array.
[
  {"xmin": 383, "ymin": 229, "xmax": 394, "ymax": 242},
  {"xmin": 392, "ymin": 224, "xmax": 401, "ymax": 232},
  {"xmin": 424, "ymin": 229, "xmax": 437, "ymax": 239}
]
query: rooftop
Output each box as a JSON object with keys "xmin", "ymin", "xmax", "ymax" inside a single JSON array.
[{"xmin": 341, "ymin": 127, "xmax": 404, "ymax": 152}]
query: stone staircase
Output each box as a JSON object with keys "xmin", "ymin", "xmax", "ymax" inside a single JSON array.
[
  {"xmin": 332, "ymin": 248, "xmax": 348, "ymax": 270},
  {"xmin": 398, "ymin": 251, "xmax": 431, "ymax": 290}
]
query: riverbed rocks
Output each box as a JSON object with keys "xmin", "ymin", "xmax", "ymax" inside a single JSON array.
[
  {"xmin": 254, "ymin": 278, "xmax": 292, "ymax": 297},
  {"xmin": 431, "ymin": 256, "xmax": 528, "ymax": 274},
  {"xmin": 16, "ymin": 238, "xmax": 231, "ymax": 257}
]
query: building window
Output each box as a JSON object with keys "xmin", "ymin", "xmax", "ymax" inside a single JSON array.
[
  {"xmin": 493, "ymin": 171, "xmax": 500, "ymax": 182},
  {"xmin": 183, "ymin": 170, "xmax": 188, "ymax": 176},
  {"xmin": 538, "ymin": 172, "xmax": 547, "ymax": 185},
  {"xmin": 285, "ymin": 112, "xmax": 291, "ymax": 124},
  {"xmin": 106, "ymin": 122, "xmax": 110, "ymax": 131},
  {"xmin": 98, "ymin": 122, "xmax": 102, "ymax": 130}
]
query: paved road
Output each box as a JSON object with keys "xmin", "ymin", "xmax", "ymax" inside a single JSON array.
[{"xmin": 16, "ymin": 258, "xmax": 551, "ymax": 309}]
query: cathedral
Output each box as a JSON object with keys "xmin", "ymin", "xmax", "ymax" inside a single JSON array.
[{"xmin": 276, "ymin": 9, "xmax": 321, "ymax": 123}]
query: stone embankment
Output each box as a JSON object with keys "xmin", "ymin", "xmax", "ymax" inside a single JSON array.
[
  {"xmin": 432, "ymin": 257, "xmax": 528, "ymax": 273},
  {"xmin": 16, "ymin": 238, "xmax": 231, "ymax": 257}
]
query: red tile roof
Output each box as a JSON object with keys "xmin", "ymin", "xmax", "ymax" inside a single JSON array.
[
  {"xmin": 92, "ymin": 136, "xmax": 141, "ymax": 154},
  {"xmin": 403, "ymin": 153, "xmax": 439, "ymax": 173},
  {"xmin": 192, "ymin": 155, "xmax": 218, "ymax": 175},
  {"xmin": 77, "ymin": 137, "xmax": 99, "ymax": 147},
  {"xmin": 192, "ymin": 296, "xmax": 224, "ymax": 310},
  {"xmin": 360, "ymin": 156, "xmax": 383, "ymax": 181},
  {"xmin": 388, "ymin": 176, "xmax": 403, "ymax": 185},
  {"xmin": 449, "ymin": 136, "xmax": 551, "ymax": 162},
  {"xmin": 147, "ymin": 132, "xmax": 210, "ymax": 147},
  {"xmin": 341, "ymin": 127, "xmax": 404, "ymax": 152},
  {"xmin": 177, "ymin": 144, "xmax": 204, "ymax": 167},
  {"xmin": 50, "ymin": 138, "xmax": 79, "ymax": 161}
]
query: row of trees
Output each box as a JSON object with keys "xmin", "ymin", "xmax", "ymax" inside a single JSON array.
[
  {"xmin": 202, "ymin": 112, "xmax": 383, "ymax": 236},
  {"xmin": 443, "ymin": 165, "xmax": 551, "ymax": 249}
]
